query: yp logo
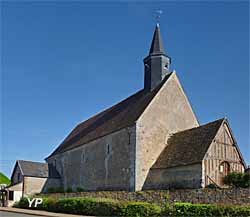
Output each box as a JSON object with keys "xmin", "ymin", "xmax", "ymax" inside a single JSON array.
[{"xmin": 27, "ymin": 198, "xmax": 43, "ymax": 208}]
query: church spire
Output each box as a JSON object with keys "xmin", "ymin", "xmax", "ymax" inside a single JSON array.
[
  {"xmin": 149, "ymin": 24, "xmax": 165, "ymax": 55},
  {"xmin": 144, "ymin": 24, "xmax": 171, "ymax": 91}
]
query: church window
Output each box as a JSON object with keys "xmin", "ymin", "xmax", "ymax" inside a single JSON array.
[
  {"xmin": 106, "ymin": 144, "xmax": 111, "ymax": 155},
  {"xmin": 17, "ymin": 173, "xmax": 21, "ymax": 183}
]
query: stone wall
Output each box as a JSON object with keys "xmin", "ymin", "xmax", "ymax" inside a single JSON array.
[
  {"xmin": 46, "ymin": 126, "xmax": 136, "ymax": 191},
  {"xmin": 42, "ymin": 178, "xmax": 62, "ymax": 193},
  {"xmin": 42, "ymin": 188, "xmax": 250, "ymax": 206},
  {"xmin": 144, "ymin": 163, "xmax": 202, "ymax": 189},
  {"xmin": 136, "ymin": 72, "xmax": 199, "ymax": 191}
]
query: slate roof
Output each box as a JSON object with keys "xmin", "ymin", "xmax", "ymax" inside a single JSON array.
[
  {"xmin": 152, "ymin": 118, "xmax": 225, "ymax": 169},
  {"xmin": 47, "ymin": 72, "xmax": 173, "ymax": 158},
  {"xmin": 17, "ymin": 160, "xmax": 60, "ymax": 178},
  {"xmin": 149, "ymin": 24, "xmax": 165, "ymax": 55}
]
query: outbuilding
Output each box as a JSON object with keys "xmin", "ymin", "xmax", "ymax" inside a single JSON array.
[{"xmin": 5, "ymin": 160, "xmax": 60, "ymax": 206}]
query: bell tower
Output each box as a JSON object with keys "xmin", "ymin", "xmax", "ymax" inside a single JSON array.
[{"xmin": 144, "ymin": 24, "xmax": 171, "ymax": 91}]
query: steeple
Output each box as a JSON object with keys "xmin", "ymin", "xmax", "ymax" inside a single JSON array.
[
  {"xmin": 144, "ymin": 24, "xmax": 171, "ymax": 91},
  {"xmin": 149, "ymin": 24, "xmax": 165, "ymax": 55}
]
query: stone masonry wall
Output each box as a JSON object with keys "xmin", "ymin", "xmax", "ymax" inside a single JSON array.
[
  {"xmin": 136, "ymin": 72, "xmax": 199, "ymax": 191},
  {"xmin": 144, "ymin": 163, "xmax": 202, "ymax": 189},
  {"xmin": 42, "ymin": 188, "xmax": 250, "ymax": 206},
  {"xmin": 46, "ymin": 126, "xmax": 136, "ymax": 191}
]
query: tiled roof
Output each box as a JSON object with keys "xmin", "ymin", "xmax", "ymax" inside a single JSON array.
[
  {"xmin": 152, "ymin": 119, "xmax": 224, "ymax": 169},
  {"xmin": 47, "ymin": 73, "xmax": 173, "ymax": 158},
  {"xmin": 17, "ymin": 160, "xmax": 60, "ymax": 178}
]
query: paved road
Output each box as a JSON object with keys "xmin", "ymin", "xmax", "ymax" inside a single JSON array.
[{"xmin": 0, "ymin": 211, "xmax": 44, "ymax": 216}]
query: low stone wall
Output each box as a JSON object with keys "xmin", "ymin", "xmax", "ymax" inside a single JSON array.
[{"xmin": 41, "ymin": 188, "xmax": 250, "ymax": 206}]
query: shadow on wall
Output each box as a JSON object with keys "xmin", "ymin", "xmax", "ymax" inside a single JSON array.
[
  {"xmin": 143, "ymin": 164, "xmax": 203, "ymax": 190},
  {"xmin": 41, "ymin": 164, "xmax": 62, "ymax": 193}
]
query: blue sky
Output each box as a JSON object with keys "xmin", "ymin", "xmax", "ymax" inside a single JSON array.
[{"xmin": 1, "ymin": 1, "xmax": 249, "ymax": 177}]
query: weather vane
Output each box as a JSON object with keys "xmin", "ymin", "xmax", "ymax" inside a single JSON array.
[{"xmin": 155, "ymin": 9, "xmax": 163, "ymax": 25}]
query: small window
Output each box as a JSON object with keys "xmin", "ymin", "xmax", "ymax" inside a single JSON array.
[
  {"xmin": 106, "ymin": 144, "xmax": 110, "ymax": 155},
  {"xmin": 9, "ymin": 191, "xmax": 14, "ymax": 201},
  {"xmin": 220, "ymin": 165, "xmax": 224, "ymax": 173}
]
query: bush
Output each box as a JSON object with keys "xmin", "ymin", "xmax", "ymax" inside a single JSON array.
[
  {"xmin": 41, "ymin": 197, "xmax": 59, "ymax": 212},
  {"xmin": 47, "ymin": 187, "xmax": 56, "ymax": 193},
  {"xmin": 15, "ymin": 197, "xmax": 250, "ymax": 217},
  {"xmin": 66, "ymin": 187, "xmax": 73, "ymax": 193},
  {"xmin": 47, "ymin": 187, "xmax": 64, "ymax": 193},
  {"xmin": 172, "ymin": 202, "xmax": 250, "ymax": 217},
  {"xmin": 224, "ymin": 172, "xmax": 250, "ymax": 188},
  {"xmin": 55, "ymin": 187, "xmax": 65, "ymax": 193},
  {"xmin": 173, "ymin": 202, "xmax": 215, "ymax": 217},
  {"xmin": 206, "ymin": 183, "xmax": 217, "ymax": 189},
  {"xmin": 14, "ymin": 197, "xmax": 29, "ymax": 208},
  {"xmin": 16, "ymin": 197, "xmax": 122, "ymax": 216},
  {"xmin": 118, "ymin": 202, "xmax": 161, "ymax": 217},
  {"xmin": 76, "ymin": 187, "xmax": 85, "ymax": 192}
]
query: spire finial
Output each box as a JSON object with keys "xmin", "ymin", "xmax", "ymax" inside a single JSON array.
[{"xmin": 155, "ymin": 9, "xmax": 163, "ymax": 26}]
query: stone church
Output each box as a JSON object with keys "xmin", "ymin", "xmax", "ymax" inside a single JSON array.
[{"xmin": 15, "ymin": 24, "xmax": 244, "ymax": 193}]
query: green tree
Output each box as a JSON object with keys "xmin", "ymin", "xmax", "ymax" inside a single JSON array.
[{"xmin": 0, "ymin": 172, "xmax": 11, "ymax": 185}]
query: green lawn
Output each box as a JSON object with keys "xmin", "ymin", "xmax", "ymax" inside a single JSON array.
[{"xmin": 0, "ymin": 172, "xmax": 11, "ymax": 185}]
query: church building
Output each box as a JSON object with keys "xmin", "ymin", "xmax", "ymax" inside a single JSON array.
[{"xmin": 10, "ymin": 24, "xmax": 245, "ymax": 194}]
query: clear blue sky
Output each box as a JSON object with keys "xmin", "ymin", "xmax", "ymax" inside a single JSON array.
[{"xmin": 1, "ymin": 2, "xmax": 249, "ymax": 178}]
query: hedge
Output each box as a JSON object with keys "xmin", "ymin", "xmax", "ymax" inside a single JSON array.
[
  {"xmin": 118, "ymin": 202, "xmax": 161, "ymax": 217},
  {"xmin": 15, "ymin": 197, "xmax": 250, "ymax": 217},
  {"xmin": 172, "ymin": 202, "xmax": 250, "ymax": 217}
]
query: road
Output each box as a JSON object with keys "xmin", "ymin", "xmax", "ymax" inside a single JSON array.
[{"xmin": 0, "ymin": 211, "xmax": 44, "ymax": 216}]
